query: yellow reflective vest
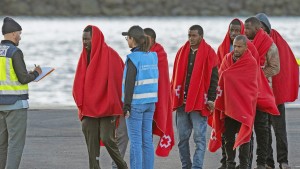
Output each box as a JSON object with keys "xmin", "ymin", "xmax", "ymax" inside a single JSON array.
[{"xmin": 0, "ymin": 43, "xmax": 28, "ymax": 96}]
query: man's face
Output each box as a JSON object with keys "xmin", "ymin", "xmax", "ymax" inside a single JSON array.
[
  {"xmin": 82, "ymin": 31, "xmax": 92, "ymax": 51},
  {"xmin": 244, "ymin": 22, "xmax": 257, "ymax": 40},
  {"xmin": 13, "ymin": 31, "xmax": 21, "ymax": 46},
  {"xmin": 233, "ymin": 39, "xmax": 247, "ymax": 58},
  {"xmin": 188, "ymin": 30, "xmax": 202, "ymax": 48},
  {"xmin": 229, "ymin": 24, "xmax": 241, "ymax": 42}
]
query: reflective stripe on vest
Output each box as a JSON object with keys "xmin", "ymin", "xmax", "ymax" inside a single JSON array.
[
  {"xmin": 132, "ymin": 92, "xmax": 157, "ymax": 99},
  {"xmin": 122, "ymin": 78, "xmax": 158, "ymax": 86},
  {"xmin": 0, "ymin": 56, "xmax": 28, "ymax": 95}
]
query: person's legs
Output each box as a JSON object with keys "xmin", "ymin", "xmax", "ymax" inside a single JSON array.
[
  {"xmin": 248, "ymin": 134, "xmax": 254, "ymax": 169},
  {"xmin": 176, "ymin": 106, "xmax": 193, "ymax": 169},
  {"xmin": 272, "ymin": 104, "xmax": 289, "ymax": 166},
  {"xmin": 266, "ymin": 114, "xmax": 275, "ymax": 169},
  {"xmin": 100, "ymin": 116, "xmax": 127, "ymax": 169},
  {"xmin": 82, "ymin": 116, "xmax": 101, "ymax": 169},
  {"xmin": 190, "ymin": 112, "xmax": 207, "ymax": 169},
  {"xmin": 0, "ymin": 111, "xmax": 8, "ymax": 169},
  {"xmin": 126, "ymin": 104, "xmax": 143, "ymax": 169},
  {"xmin": 224, "ymin": 117, "xmax": 239, "ymax": 169},
  {"xmin": 112, "ymin": 116, "xmax": 129, "ymax": 169},
  {"xmin": 218, "ymin": 136, "xmax": 227, "ymax": 169},
  {"xmin": 239, "ymin": 142, "xmax": 250, "ymax": 169},
  {"xmin": 5, "ymin": 109, "xmax": 27, "ymax": 169},
  {"xmin": 254, "ymin": 110, "xmax": 269, "ymax": 167},
  {"xmin": 142, "ymin": 103, "xmax": 155, "ymax": 169}
]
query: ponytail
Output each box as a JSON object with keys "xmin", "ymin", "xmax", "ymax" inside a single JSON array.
[
  {"xmin": 139, "ymin": 35, "xmax": 150, "ymax": 52},
  {"xmin": 132, "ymin": 34, "xmax": 150, "ymax": 52}
]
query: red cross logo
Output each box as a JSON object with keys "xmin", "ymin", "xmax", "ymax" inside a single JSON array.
[
  {"xmin": 159, "ymin": 135, "xmax": 172, "ymax": 148},
  {"xmin": 175, "ymin": 85, "xmax": 181, "ymax": 98},
  {"xmin": 216, "ymin": 86, "xmax": 223, "ymax": 99}
]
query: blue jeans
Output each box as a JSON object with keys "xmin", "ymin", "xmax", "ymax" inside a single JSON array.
[
  {"xmin": 176, "ymin": 106, "xmax": 207, "ymax": 169},
  {"xmin": 126, "ymin": 103, "xmax": 155, "ymax": 169}
]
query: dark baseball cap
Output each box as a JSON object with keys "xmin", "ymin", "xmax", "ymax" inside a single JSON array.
[{"xmin": 122, "ymin": 25, "xmax": 144, "ymax": 38}]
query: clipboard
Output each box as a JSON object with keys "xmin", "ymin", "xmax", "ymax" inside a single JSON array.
[{"xmin": 34, "ymin": 67, "xmax": 55, "ymax": 82}]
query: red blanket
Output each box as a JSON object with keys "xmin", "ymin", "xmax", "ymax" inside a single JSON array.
[
  {"xmin": 171, "ymin": 39, "xmax": 218, "ymax": 116},
  {"xmin": 150, "ymin": 43, "xmax": 175, "ymax": 157},
  {"xmin": 251, "ymin": 29, "xmax": 280, "ymax": 115},
  {"xmin": 73, "ymin": 26, "xmax": 124, "ymax": 120},
  {"xmin": 252, "ymin": 28, "xmax": 273, "ymax": 65},
  {"xmin": 271, "ymin": 29, "xmax": 299, "ymax": 105},
  {"xmin": 217, "ymin": 18, "xmax": 244, "ymax": 67},
  {"xmin": 209, "ymin": 49, "xmax": 258, "ymax": 152}
]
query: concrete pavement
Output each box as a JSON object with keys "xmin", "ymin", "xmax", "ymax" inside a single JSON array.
[{"xmin": 18, "ymin": 108, "xmax": 300, "ymax": 169}]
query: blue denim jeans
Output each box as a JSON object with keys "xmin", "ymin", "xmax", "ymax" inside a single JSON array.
[
  {"xmin": 176, "ymin": 106, "xmax": 207, "ymax": 169},
  {"xmin": 126, "ymin": 103, "xmax": 155, "ymax": 169}
]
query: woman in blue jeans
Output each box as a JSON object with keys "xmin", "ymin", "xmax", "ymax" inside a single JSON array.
[{"xmin": 121, "ymin": 25, "xmax": 159, "ymax": 169}]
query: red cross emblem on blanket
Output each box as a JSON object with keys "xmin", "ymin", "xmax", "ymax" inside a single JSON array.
[
  {"xmin": 159, "ymin": 134, "xmax": 172, "ymax": 148},
  {"xmin": 175, "ymin": 85, "xmax": 181, "ymax": 99}
]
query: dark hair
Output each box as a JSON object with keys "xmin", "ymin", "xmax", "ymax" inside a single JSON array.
[
  {"xmin": 245, "ymin": 17, "xmax": 261, "ymax": 28},
  {"xmin": 230, "ymin": 19, "xmax": 241, "ymax": 26},
  {"xmin": 189, "ymin": 25, "xmax": 204, "ymax": 36},
  {"xmin": 83, "ymin": 26, "xmax": 92, "ymax": 35},
  {"xmin": 234, "ymin": 35, "xmax": 247, "ymax": 45},
  {"xmin": 132, "ymin": 35, "xmax": 150, "ymax": 52},
  {"xmin": 144, "ymin": 28, "xmax": 156, "ymax": 41}
]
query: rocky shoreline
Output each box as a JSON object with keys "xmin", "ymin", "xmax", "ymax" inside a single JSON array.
[{"xmin": 1, "ymin": 0, "xmax": 299, "ymax": 16}]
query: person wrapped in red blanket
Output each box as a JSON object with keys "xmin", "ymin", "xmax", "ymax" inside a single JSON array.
[
  {"xmin": 256, "ymin": 13, "xmax": 298, "ymax": 169},
  {"xmin": 144, "ymin": 28, "xmax": 175, "ymax": 157},
  {"xmin": 210, "ymin": 35, "xmax": 258, "ymax": 169},
  {"xmin": 73, "ymin": 25, "xmax": 128, "ymax": 169},
  {"xmin": 171, "ymin": 25, "xmax": 218, "ymax": 168},
  {"xmin": 245, "ymin": 17, "xmax": 280, "ymax": 169}
]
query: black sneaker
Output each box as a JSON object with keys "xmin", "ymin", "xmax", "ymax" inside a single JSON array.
[{"xmin": 218, "ymin": 165, "xmax": 226, "ymax": 169}]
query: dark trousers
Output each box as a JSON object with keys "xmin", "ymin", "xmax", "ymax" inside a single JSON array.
[
  {"xmin": 223, "ymin": 117, "xmax": 250, "ymax": 169},
  {"xmin": 81, "ymin": 116, "xmax": 128, "ymax": 169},
  {"xmin": 266, "ymin": 104, "xmax": 289, "ymax": 168},
  {"xmin": 254, "ymin": 110, "xmax": 269, "ymax": 166},
  {"xmin": 220, "ymin": 135, "xmax": 253, "ymax": 169}
]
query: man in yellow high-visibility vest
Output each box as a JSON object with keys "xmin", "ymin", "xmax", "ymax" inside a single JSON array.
[{"xmin": 0, "ymin": 17, "xmax": 42, "ymax": 169}]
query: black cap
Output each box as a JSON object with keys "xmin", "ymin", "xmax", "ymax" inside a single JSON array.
[
  {"xmin": 2, "ymin": 17, "xmax": 22, "ymax": 35},
  {"xmin": 122, "ymin": 25, "xmax": 144, "ymax": 38}
]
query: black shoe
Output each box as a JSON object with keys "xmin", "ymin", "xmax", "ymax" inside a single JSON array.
[
  {"xmin": 280, "ymin": 163, "xmax": 291, "ymax": 169},
  {"xmin": 254, "ymin": 165, "xmax": 266, "ymax": 169},
  {"xmin": 218, "ymin": 165, "xmax": 226, "ymax": 169},
  {"xmin": 266, "ymin": 164, "xmax": 274, "ymax": 169}
]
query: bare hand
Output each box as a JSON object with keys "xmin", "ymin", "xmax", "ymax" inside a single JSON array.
[
  {"xmin": 206, "ymin": 101, "xmax": 215, "ymax": 113},
  {"xmin": 124, "ymin": 111, "xmax": 130, "ymax": 118},
  {"xmin": 34, "ymin": 65, "xmax": 42, "ymax": 75}
]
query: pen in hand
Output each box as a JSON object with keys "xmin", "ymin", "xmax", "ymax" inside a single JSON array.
[{"xmin": 33, "ymin": 64, "xmax": 42, "ymax": 75}]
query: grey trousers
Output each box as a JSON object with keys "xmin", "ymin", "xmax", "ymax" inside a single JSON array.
[
  {"xmin": 0, "ymin": 108, "xmax": 27, "ymax": 169},
  {"xmin": 112, "ymin": 116, "xmax": 129, "ymax": 169}
]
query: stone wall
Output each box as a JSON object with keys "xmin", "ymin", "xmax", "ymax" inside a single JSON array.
[{"xmin": 1, "ymin": 0, "xmax": 299, "ymax": 16}]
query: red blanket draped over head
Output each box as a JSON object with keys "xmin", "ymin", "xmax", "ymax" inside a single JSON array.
[
  {"xmin": 208, "ymin": 49, "xmax": 258, "ymax": 152},
  {"xmin": 217, "ymin": 18, "xmax": 244, "ymax": 67},
  {"xmin": 271, "ymin": 29, "xmax": 299, "ymax": 105},
  {"xmin": 252, "ymin": 29, "xmax": 280, "ymax": 115},
  {"xmin": 73, "ymin": 25, "xmax": 124, "ymax": 120},
  {"xmin": 150, "ymin": 43, "xmax": 175, "ymax": 157},
  {"xmin": 171, "ymin": 39, "xmax": 218, "ymax": 116}
]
